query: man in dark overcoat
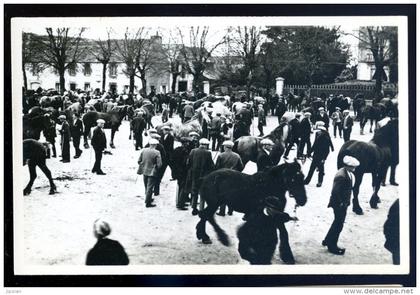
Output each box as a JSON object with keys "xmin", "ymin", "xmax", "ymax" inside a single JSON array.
[
  {"xmin": 70, "ymin": 113, "xmax": 84, "ymax": 158},
  {"xmin": 91, "ymin": 119, "xmax": 107, "ymax": 175},
  {"xmin": 146, "ymin": 133, "xmax": 167, "ymax": 196},
  {"xmin": 283, "ymin": 113, "xmax": 301, "ymax": 159},
  {"xmin": 297, "ymin": 112, "xmax": 312, "ymax": 159},
  {"xmin": 43, "ymin": 113, "xmax": 57, "ymax": 158},
  {"xmin": 186, "ymin": 138, "xmax": 215, "ymax": 215},
  {"xmin": 314, "ymin": 107, "xmax": 330, "ymax": 131},
  {"xmin": 304, "ymin": 124, "xmax": 334, "ymax": 187},
  {"xmin": 171, "ymin": 137, "xmax": 193, "ymax": 210},
  {"xmin": 160, "ymin": 125, "xmax": 174, "ymax": 181},
  {"xmin": 342, "ymin": 110, "xmax": 353, "ymax": 142},
  {"xmin": 275, "ymin": 98, "xmax": 287, "ymax": 125},
  {"xmin": 322, "ymin": 156, "xmax": 359, "ymax": 255},
  {"xmin": 130, "ymin": 114, "xmax": 147, "ymax": 150},
  {"xmin": 256, "ymin": 138, "xmax": 275, "ymax": 172},
  {"xmin": 59, "ymin": 115, "xmax": 71, "ymax": 163}
]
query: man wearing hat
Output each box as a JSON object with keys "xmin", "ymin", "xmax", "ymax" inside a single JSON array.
[
  {"xmin": 130, "ymin": 113, "xmax": 147, "ymax": 150},
  {"xmin": 186, "ymin": 138, "xmax": 215, "ymax": 215},
  {"xmin": 257, "ymin": 138, "xmax": 275, "ymax": 172},
  {"xmin": 137, "ymin": 138, "xmax": 162, "ymax": 208},
  {"xmin": 171, "ymin": 137, "xmax": 193, "ymax": 210},
  {"xmin": 145, "ymin": 133, "xmax": 167, "ymax": 196},
  {"xmin": 314, "ymin": 107, "xmax": 330, "ymax": 132},
  {"xmin": 209, "ymin": 112, "xmax": 222, "ymax": 151},
  {"xmin": 342, "ymin": 110, "xmax": 353, "ymax": 142},
  {"xmin": 59, "ymin": 115, "xmax": 71, "ymax": 163},
  {"xmin": 304, "ymin": 123, "xmax": 334, "ymax": 187},
  {"xmin": 160, "ymin": 125, "xmax": 174, "ymax": 184},
  {"xmin": 257, "ymin": 104, "xmax": 266, "ymax": 137},
  {"xmin": 182, "ymin": 102, "xmax": 194, "ymax": 123},
  {"xmin": 91, "ymin": 119, "xmax": 107, "ymax": 175},
  {"xmin": 297, "ymin": 112, "xmax": 312, "ymax": 159},
  {"xmin": 331, "ymin": 107, "xmax": 343, "ymax": 138},
  {"xmin": 283, "ymin": 113, "xmax": 301, "ymax": 159},
  {"xmin": 215, "ymin": 140, "xmax": 244, "ymax": 216},
  {"xmin": 188, "ymin": 131, "xmax": 200, "ymax": 149},
  {"xmin": 323, "ymin": 155, "xmax": 360, "ymax": 255},
  {"xmin": 70, "ymin": 112, "xmax": 84, "ymax": 158},
  {"xmin": 43, "ymin": 113, "xmax": 57, "ymax": 158}
]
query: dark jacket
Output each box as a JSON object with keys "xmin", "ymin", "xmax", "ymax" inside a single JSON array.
[
  {"xmin": 384, "ymin": 199, "xmax": 399, "ymax": 254},
  {"xmin": 288, "ymin": 118, "xmax": 300, "ymax": 142},
  {"xmin": 343, "ymin": 115, "xmax": 354, "ymax": 129},
  {"xmin": 91, "ymin": 126, "xmax": 107, "ymax": 151},
  {"xmin": 130, "ymin": 116, "xmax": 146, "ymax": 135},
  {"xmin": 315, "ymin": 113, "xmax": 330, "ymax": 129},
  {"xmin": 60, "ymin": 121, "xmax": 71, "ymax": 141},
  {"xmin": 328, "ymin": 168, "xmax": 353, "ymax": 208},
  {"xmin": 258, "ymin": 109, "xmax": 266, "ymax": 126},
  {"xmin": 86, "ymin": 238, "xmax": 129, "ymax": 265},
  {"xmin": 308, "ymin": 130, "xmax": 334, "ymax": 160},
  {"xmin": 209, "ymin": 116, "xmax": 222, "ymax": 135},
  {"xmin": 70, "ymin": 118, "xmax": 84, "ymax": 138},
  {"xmin": 171, "ymin": 145, "xmax": 191, "ymax": 181},
  {"xmin": 161, "ymin": 133, "xmax": 174, "ymax": 157},
  {"xmin": 256, "ymin": 149, "xmax": 275, "ymax": 172},
  {"xmin": 299, "ymin": 117, "xmax": 312, "ymax": 139},
  {"xmin": 186, "ymin": 147, "xmax": 215, "ymax": 192},
  {"xmin": 215, "ymin": 150, "xmax": 244, "ymax": 171}
]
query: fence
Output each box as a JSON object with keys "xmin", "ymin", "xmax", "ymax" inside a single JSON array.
[{"xmin": 284, "ymin": 83, "xmax": 398, "ymax": 99}]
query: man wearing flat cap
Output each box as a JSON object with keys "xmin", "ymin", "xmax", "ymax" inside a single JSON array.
[
  {"xmin": 70, "ymin": 112, "xmax": 84, "ymax": 159},
  {"xmin": 215, "ymin": 140, "xmax": 244, "ymax": 216},
  {"xmin": 171, "ymin": 137, "xmax": 193, "ymax": 210},
  {"xmin": 145, "ymin": 133, "xmax": 167, "ymax": 196},
  {"xmin": 342, "ymin": 110, "xmax": 353, "ymax": 142},
  {"xmin": 91, "ymin": 119, "xmax": 107, "ymax": 175},
  {"xmin": 257, "ymin": 138, "xmax": 275, "ymax": 172},
  {"xmin": 137, "ymin": 138, "xmax": 162, "ymax": 208},
  {"xmin": 323, "ymin": 155, "xmax": 360, "ymax": 255},
  {"xmin": 297, "ymin": 112, "xmax": 312, "ymax": 159},
  {"xmin": 304, "ymin": 124, "xmax": 334, "ymax": 187},
  {"xmin": 283, "ymin": 113, "xmax": 301, "ymax": 159},
  {"xmin": 59, "ymin": 115, "xmax": 71, "ymax": 163},
  {"xmin": 331, "ymin": 107, "xmax": 343, "ymax": 138},
  {"xmin": 186, "ymin": 138, "xmax": 215, "ymax": 215},
  {"xmin": 160, "ymin": 125, "xmax": 174, "ymax": 180},
  {"xmin": 314, "ymin": 107, "xmax": 330, "ymax": 132}
]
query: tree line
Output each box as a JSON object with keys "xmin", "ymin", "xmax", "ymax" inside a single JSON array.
[{"xmin": 22, "ymin": 26, "xmax": 397, "ymax": 99}]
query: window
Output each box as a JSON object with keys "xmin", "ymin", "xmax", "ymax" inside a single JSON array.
[
  {"xmin": 70, "ymin": 83, "xmax": 77, "ymax": 91},
  {"xmin": 83, "ymin": 63, "xmax": 92, "ymax": 76},
  {"xmin": 109, "ymin": 83, "xmax": 117, "ymax": 93},
  {"xmin": 109, "ymin": 63, "xmax": 118, "ymax": 77},
  {"xmin": 68, "ymin": 63, "xmax": 77, "ymax": 76},
  {"xmin": 84, "ymin": 83, "xmax": 91, "ymax": 91},
  {"xmin": 55, "ymin": 83, "xmax": 60, "ymax": 92}
]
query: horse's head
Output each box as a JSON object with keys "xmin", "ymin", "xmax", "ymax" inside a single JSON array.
[{"xmin": 268, "ymin": 161, "xmax": 307, "ymax": 207}]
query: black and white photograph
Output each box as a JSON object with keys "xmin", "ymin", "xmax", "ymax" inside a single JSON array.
[{"xmin": 4, "ymin": 4, "xmax": 416, "ymax": 287}]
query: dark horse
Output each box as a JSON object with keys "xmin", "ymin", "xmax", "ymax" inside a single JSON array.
[
  {"xmin": 233, "ymin": 124, "xmax": 287, "ymax": 167},
  {"xmin": 337, "ymin": 118, "xmax": 398, "ymax": 215},
  {"xmin": 360, "ymin": 103, "xmax": 387, "ymax": 134},
  {"xmin": 23, "ymin": 107, "xmax": 53, "ymax": 140},
  {"xmin": 23, "ymin": 139, "xmax": 57, "ymax": 195},
  {"xmin": 196, "ymin": 161, "xmax": 307, "ymax": 264},
  {"xmin": 82, "ymin": 105, "xmax": 132, "ymax": 149}
]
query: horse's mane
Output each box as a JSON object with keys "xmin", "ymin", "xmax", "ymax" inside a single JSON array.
[
  {"xmin": 265, "ymin": 125, "xmax": 284, "ymax": 142},
  {"xmin": 371, "ymin": 119, "xmax": 398, "ymax": 147}
]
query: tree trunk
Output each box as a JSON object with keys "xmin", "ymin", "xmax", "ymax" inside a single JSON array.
[
  {"xmin": 171, "ymin": 73, "xmax": 179, "ymax": 94},
  {"xmin": 22, "ymin": 63, "xmax": 28, "ymax": 92},
  {"xmin": 141, "ymin": 77, "xmax": 147, "ymax": 95},
  {"xmin": 59, "ymin": 69, "xmax": 66, "ymax": 95},
  {"xmin": 102, "ymin": 62, "xmax": 107, "ymax": 92},
  {"xmin": 129, "ymin": 74, "xmax": 135, "ymax": 94}
]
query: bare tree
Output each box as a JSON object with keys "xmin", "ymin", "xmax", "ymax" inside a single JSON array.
[
  {"xmin": 161, "ymin": 31, "xmax": 183, "ymax": 93},
  {"xmin": 22, "ymin": 32, "xmax": 44, "ymax": 91},
  {"xmin": 232, "ymin": 26, "xmax": 262, "ymax": 98},
  {"xmin": 36, "ymin": 28, "xmax": 86, "ymax": 94},
  {"xmin": 177, "ymin": 26, "xmax": 226, "ymax": 93},
  {"xmin": 92, "ymin": 29, "xmax": 115, "ymax": 92},
  {"xmin": 135, "ymin": 34, "xmax": 160, "ymax": 96}
]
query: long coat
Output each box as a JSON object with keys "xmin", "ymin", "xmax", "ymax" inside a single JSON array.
[
  {"xmin": 171, "ymin": 145, "xmax": 191, "ymax": 181},
  {"xmin": 186, "ymin": 147, "xmax": 215, "ymax": 192},
  {"xmin": 299, "ymin": 117, "xmax": 312, "ymax": 140},
  {"xmin": 328, "ymin": 168, "xmax": 353, "ymax": 209},
  {"xmin": 161, "ymin": 133, "xmax": 174, "ymax": 159},
  {"xmin": 137, "ymin": 147, "xmax": 162, "ymax": 177},
  {"xmin": 215, "ymin": 150, "xmax": 244, "ymax": 171},
  {"xmin": 70, "ymin": 118, "xmax": 84, "ymax": 138},
  {"xmin": 308, "ymin": 130, "xmax": 334, "ymax": 160},
  {"xmin": 91, "ymin": 126, "xmax": 107, "ymax": 151}
]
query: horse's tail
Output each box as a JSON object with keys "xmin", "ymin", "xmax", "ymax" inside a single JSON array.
[
  {"xmin": 207, "ymin": 214, "xmax": 230, "ymax": 246},
  {"xmin": 337, "ymin": 141, "xmax": 353, "ymax": 169}
]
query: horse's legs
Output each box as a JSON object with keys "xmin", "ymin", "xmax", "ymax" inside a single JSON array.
[
  {"xmin": 39, "ymin": 163, "xmax": 56, "ymax": 194},
  {"xmin": 83, "ymin": 126, "xmax": 90, "ymax": 148},
  {"xmin": 352, "ymin": 173, "xmax": 364, "ymax": 215},
  {"xmin": 360, "ymin": 118, "xmax": 365, "ymax": 135},
  {"xmin": 370, "ymin": 170, "xmax": 384, "ymax": 209},
  {"xmin": 207, "ymin": 208, "xmax": 230, "ymax": 246},
  {"xmin": 110, "ymin": 128, "xmax": 116, "ymax": 148},
  {"xmin": 369, "ymin": 119, "xmax": 374, "ymax": 133},
  {"xmin": 278, "ymin": 223, "xmax": 295, "ymax": 264},
  {"xmin": 23, "ymin": 163, "xmax": 37, "ymax": 195}
]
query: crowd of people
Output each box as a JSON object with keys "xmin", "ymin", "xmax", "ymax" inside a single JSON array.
[{"xmin": 22, "ymin": 87, "xmax": 400, "ymax": 265}]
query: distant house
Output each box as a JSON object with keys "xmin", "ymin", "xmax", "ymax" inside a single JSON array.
[{"xmin": 24, "ymin": 33, "xmax": 206, "ymax": 94}]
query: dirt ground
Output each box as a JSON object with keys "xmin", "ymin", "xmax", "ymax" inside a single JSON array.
[{"xmin": 21, "ymin": 112, "xmax": 398, "ymax": 266}]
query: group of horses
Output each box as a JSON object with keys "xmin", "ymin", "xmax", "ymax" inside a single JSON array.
[{"xmin": 22, "ymin": 89, "xmax": 399, "ymax": 265}]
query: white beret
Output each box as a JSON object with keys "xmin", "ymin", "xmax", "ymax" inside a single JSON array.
[
  {"xmin": 222, "ymin": 140, "xmax": 234, "ymax": 147},
  {"xmin": 318, "ymin": 107, "xmax": 325, "ymax": 111},
  {"xmin": 161, "ymin": 125, "xmax": 170, "ymax": 130},
  {"xmin": 189, "ymin": 131, "xmax": 200, "ymax": 137},
  {"xmin": 93, "ymin": 219, "xmax": 111, "ymax": 237},
  {"xmin": 343, "ymin": 110, "xmax": 350, "ymax": 114},
  {"xmin": 58, "ymin": 115, "xmax": 66, "ymax": 120},
  {"xmin": 150, "ymin": 133, "xmax": 161, "ymax": 139},
  {"xmin": 343, "ymin": 156, "xmax": 360, "ymax": 167},
  {"xmin": 96, "ymin": 119, "xmax": 105, "ymax": 124},
  {"xmin": 316, "ymin": 121, "xmax": 325, "ymax": 127},
  {"xmin": 261, "ymin": 138, "xmax": 274, "ymax": 146},
  {"xmin": 199, "ymin": 138, "xmax": 210, "ymax": 145},
  {"xmin": 336, "ymin": 107, "xmax": 341, "ymax": 110},
  {"xmin": 149, "ymin": 138, "xmax": 159, "ymax": 145},
  {"xmin": 317, "ymin": 126, "xmax": 326, "ymax": 131},
  {"xmin": 148, "ymin": 128, "xmax": 158, "ymax": 133},
  {"xmin": 304, "ymin": 112, "xmax": 312, "ymax": 116}
]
